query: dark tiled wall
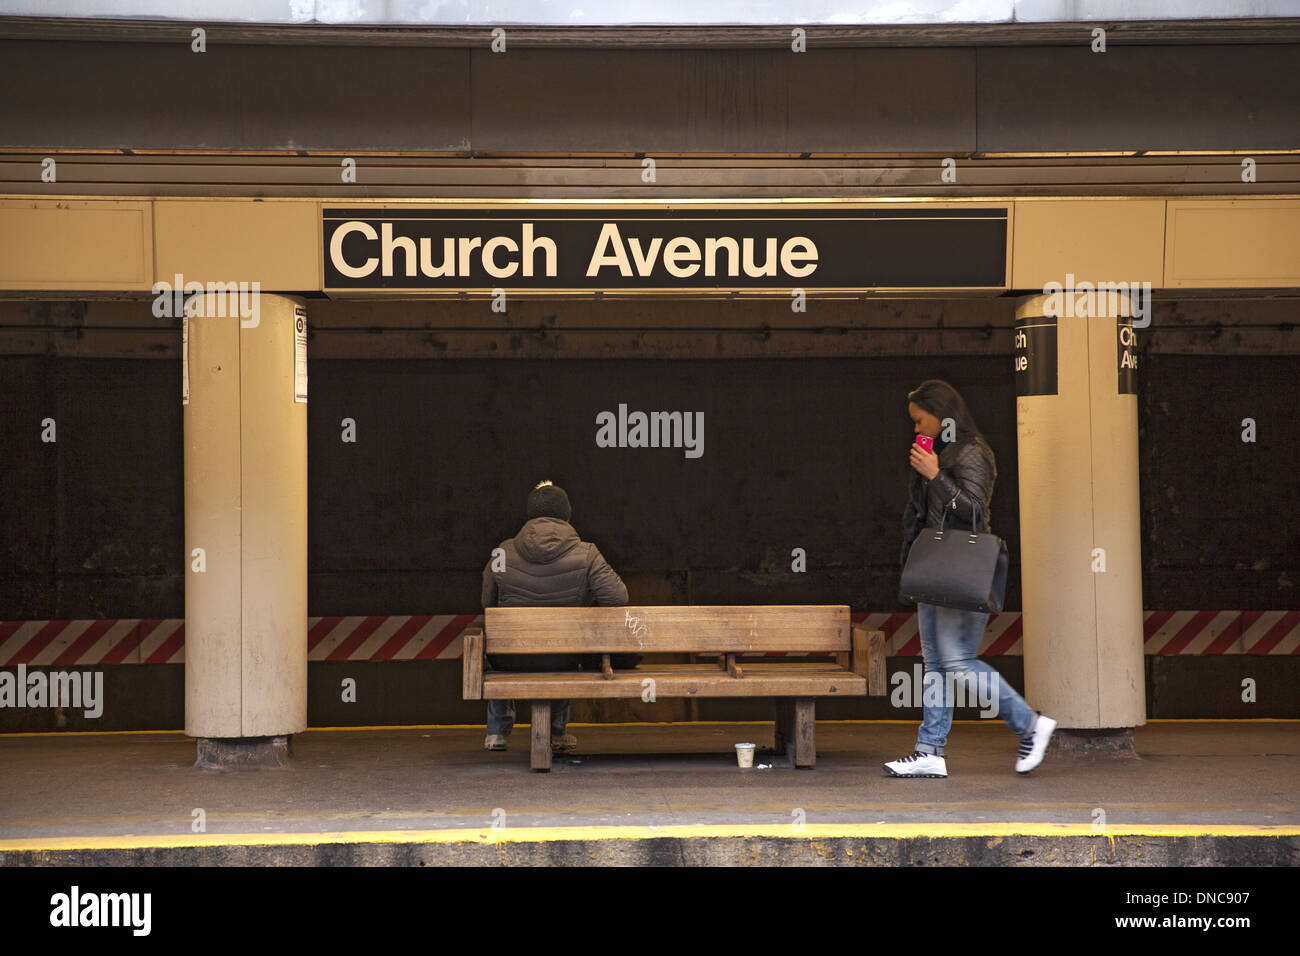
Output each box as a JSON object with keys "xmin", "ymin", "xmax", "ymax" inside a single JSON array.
[{"xmin": 2, "ymin": 354, "xmax": 1296, "ymax": 619}]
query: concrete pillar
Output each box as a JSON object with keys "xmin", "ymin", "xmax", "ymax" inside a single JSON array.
[
  {"xmin": 1013, "ymin": 292, "xmax": 1146, "ymax": 753},
  {"xmin": 184, "ymin": 291, "xmax": 307, "ymax": 767}
]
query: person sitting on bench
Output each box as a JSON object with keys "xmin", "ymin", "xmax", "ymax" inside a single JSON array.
[{"xmin": 481, "ymin": 479, "xmax": 634, "ymax": 755}]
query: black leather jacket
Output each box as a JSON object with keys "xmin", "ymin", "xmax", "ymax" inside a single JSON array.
[{"xmin": 900, "ymin": 435, "xmax": 997, "ymax": 566}]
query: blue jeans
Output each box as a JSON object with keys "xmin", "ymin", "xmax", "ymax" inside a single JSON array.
[
  {"xmin": 914, "ymin": 602, "xmax": 1036, "ymax": 756},
  {"xmin": 486, "ymin": 699, "xmax": 569, "ymax": 737}
]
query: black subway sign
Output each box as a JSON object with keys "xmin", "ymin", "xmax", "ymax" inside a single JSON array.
[
  {"xmin": 1014, "ymin": 315, "xmax": 1058, "ymax": 396},
  {"xmin": 1118, "ymin": 318, "xmax": 1138, "ymax": 394},
  {"xmin": 322, "ymin": 207, "xmax": 1008, "ymax": 291}
]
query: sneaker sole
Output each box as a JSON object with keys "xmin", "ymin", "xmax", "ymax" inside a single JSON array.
[{"xmin": 883, "ymin": 767, "xmax": 947, "ymax": 778}]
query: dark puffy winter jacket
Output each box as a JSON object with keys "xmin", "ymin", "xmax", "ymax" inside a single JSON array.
[
  {"xmin": 900, "ymin": 435, "xmax": 997, "ymax": 567},
  {"xmin": 482, "ymin": 516, "xmax": 635, "ymax": 671}
]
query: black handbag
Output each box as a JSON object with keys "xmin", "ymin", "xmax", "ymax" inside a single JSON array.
[{"xmin": 899, "ymin": 495, "xmax": 1008, "ymax": 613}]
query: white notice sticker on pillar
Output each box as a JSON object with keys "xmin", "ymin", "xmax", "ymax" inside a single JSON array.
[
  {"xmin": 182, "ymin": 314, "xmax": 190, "ymax": 405},
  {"xmin": 294, "ymin": 306, "xmax": 308, "ymax": 403}
]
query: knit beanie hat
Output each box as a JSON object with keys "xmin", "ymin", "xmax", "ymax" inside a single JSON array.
[{"xmin": 526, "ymin": 480, "xmax": 572, "ymax": 522}]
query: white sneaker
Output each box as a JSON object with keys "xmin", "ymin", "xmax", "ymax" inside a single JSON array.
[
  {"xmin": 1015, "ymin": 713, "xmax": 1057, "ymax": 773},
  {"xmin": 883, "ymin": 751, "xmax": 948, "ymax": 778}
]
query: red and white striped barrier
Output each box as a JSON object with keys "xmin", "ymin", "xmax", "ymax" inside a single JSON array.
[
  {"xmin": 306, "ymin": 614, "xmax": 478, "ymax": 662},
  {"xmin": 0, "ymin": 619, "xmax": 186, "ymax": 667},
  {"xmin": 1, "ymin": 610, "xmax": 1296, "ymax": 666},
  {"xmin": 867, "ymin": 610, "xmax": 1300, "ymax": 656},
  {"xmin": 1141, "ymin": 610, "xmax": 1300, "ymax": 655}
]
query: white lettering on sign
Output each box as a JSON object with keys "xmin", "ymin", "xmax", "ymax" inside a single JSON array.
[
  {"xmin": 327, "ymin": 221, "xmax": 819, "ymax": 282},
  {"xmin": 586, "ymin": 224, "xmax": 818, "ymax": 279},
  {"xmin": 329, "ymin": 221, "xmax": 558, "ymax": 280}
]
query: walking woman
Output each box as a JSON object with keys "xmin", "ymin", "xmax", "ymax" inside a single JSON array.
[{"xmin": 884, "ymin": 380, "xmax": 1057, "ymax": 777}]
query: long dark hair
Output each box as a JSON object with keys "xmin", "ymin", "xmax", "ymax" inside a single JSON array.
[{"xmin": 907, "ymin": 379, "xmax": 984, "ymax": 445}]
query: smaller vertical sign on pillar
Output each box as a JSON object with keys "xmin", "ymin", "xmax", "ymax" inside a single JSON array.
[
  {"xmin": 293, "ymin": 306, "xmax": 308, "ymax": 404},
  {"xmin": 1014, "ymin": 315, "xmax": 1058, "ymax": 396},
  {"xmin": 182, "ymin": 314, "xmax": 190, "ymax": 405},
  {"xmin": 1117, "ymin": 318, "xmax": 1137, "ymax": 394}
]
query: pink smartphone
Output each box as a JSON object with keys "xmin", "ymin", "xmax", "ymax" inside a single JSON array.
[{"xmin": 914, "ymin": 435, "xmax": 934, "ymax": 452}]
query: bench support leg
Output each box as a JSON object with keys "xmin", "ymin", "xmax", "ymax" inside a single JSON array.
[
  {"xmin": 531, "ymin": 701, "xmax": 552, "ymax": 772},
  {"xmin": 775, "ymin": 699, "xmax": 792, "ymax": 756},
  {"xmin": 775, "ymin": 698, "xmax": 816, "ymax": 768}
]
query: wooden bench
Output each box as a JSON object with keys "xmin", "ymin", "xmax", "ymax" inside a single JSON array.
[{"xmin": 462, "ymin": 605, "xmax": 888, "ymax": 771}]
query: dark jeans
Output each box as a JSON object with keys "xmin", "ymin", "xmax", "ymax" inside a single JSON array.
[
  {"xmin": 483, "ymin": 654, "xmax": 642, "ymax": 737},
  {"xmin": 486, "ymin": 699, "xmax": 570, "ymax": 737},
  {"xmin": 484, "ymin": 653, "xmax": 580, "ymax": 737}
]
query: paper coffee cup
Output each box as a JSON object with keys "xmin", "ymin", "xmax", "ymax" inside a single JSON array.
[{"xmin": 735, "ymin": 742, "xmax": 756, "ymax": 768}]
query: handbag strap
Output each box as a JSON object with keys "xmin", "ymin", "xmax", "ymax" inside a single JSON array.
[{"xmin": 937, "ymin": 494, "xmax": 980, "ymax": 536}]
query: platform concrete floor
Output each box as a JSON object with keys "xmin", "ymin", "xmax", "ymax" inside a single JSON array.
[{"xmin": 1, "ymin": 720, "xmax": 1296, "ymax": 865}]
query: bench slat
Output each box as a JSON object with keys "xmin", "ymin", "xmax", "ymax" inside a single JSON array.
[
  {"xmin": 483, "ymin": 605, "xmax": 850, "ymax": 653},
  {"xmin": 482, "ymin": 665, "xmax": 865, "ymax": 699}
]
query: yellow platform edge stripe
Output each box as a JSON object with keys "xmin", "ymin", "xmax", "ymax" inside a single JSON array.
[{"xmin": 2, "ymin": 823, "xmax": 1297, "ymax": 852}]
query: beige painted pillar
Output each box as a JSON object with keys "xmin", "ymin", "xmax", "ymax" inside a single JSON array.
[
  {"xmin": 1013, "ymin": 293, "xmax": 1146, "ymax": 741},
  {"xmin": 184, "ymin": 291, "xmax": 307, "ymax": 758}
]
